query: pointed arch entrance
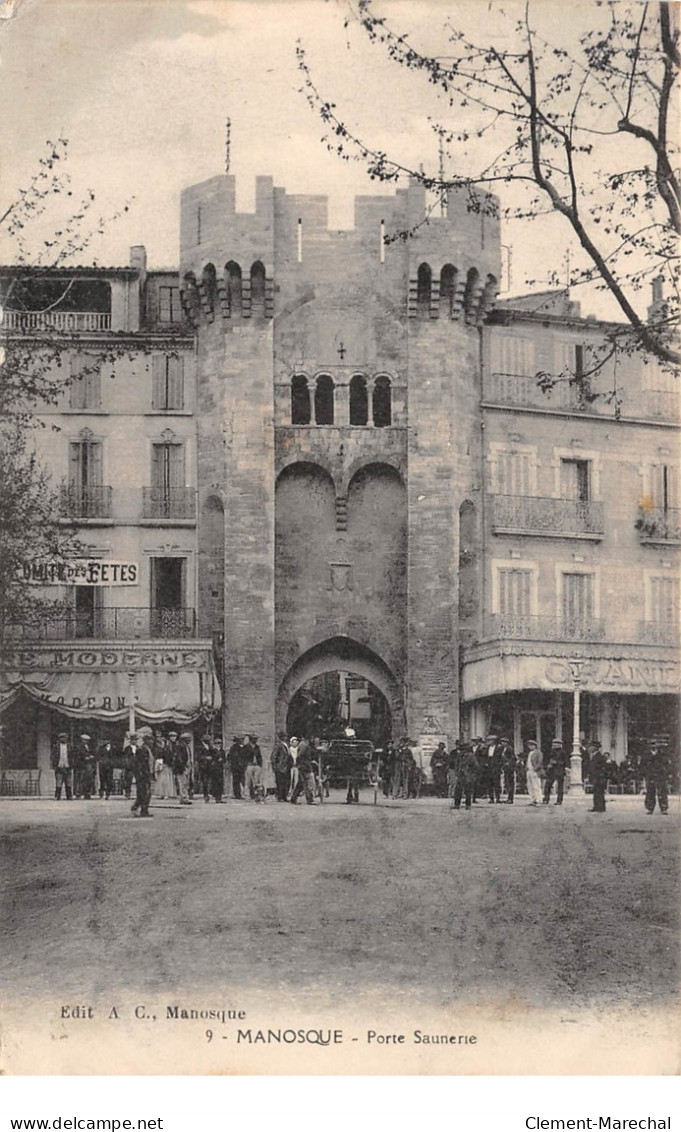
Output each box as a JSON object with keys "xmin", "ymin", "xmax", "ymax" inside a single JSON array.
[{"xmin": 277, "ymin": 637, "xmax": 404, "ymax": 746}]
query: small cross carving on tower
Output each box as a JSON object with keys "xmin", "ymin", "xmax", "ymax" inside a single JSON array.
[{"xmin": 337, "ymin": 341, "xmax": 346, "ymax": 361}]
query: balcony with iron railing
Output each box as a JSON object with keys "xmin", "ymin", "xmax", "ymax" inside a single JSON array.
[
  {"xmin": 636, "ymin": 620, "xmax": 680, "ymax": 647},
  {"xmin": 10, "ymin": 607, "xmax": 196, "ymax": 641},
  {"xmin": 59, "ymin": 485, "xmax": 113, "ymax": 521},
  {"xmin": 483, "ymin": 372, "xmax": 586, "ymax": 411},
  {"xmin": 491, "ymin": 495, "xmax": 604, "ymax": 538},
  {"xmin": 483, "ymin": 613, "xmax": 606, "ymax": 643},
  {"xmin": 4, "ymin": 310, "xmax": 111, "ymax": 332},
  {"xmin": 142, "ymin": 487, "xmax": 196, "ymax": 522},
  {"xmin": 635, "ymin": 507, "xmax": 681, "ymax": 543}
]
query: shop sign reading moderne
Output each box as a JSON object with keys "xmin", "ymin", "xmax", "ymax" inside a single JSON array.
[{"xmin": 20, "ymin": 559, "xmax": 139, "ymax": 585}]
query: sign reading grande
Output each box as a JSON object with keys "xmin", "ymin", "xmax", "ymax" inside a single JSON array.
[
  {"xmin": 21, "ymin": 560, "xmax": 139, "ymax": 586},
  {"xmin": 546, "ymin": 657, "xmax": 679, "ymax": 692}
]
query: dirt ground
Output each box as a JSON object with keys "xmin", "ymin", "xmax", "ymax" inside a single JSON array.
[{"xmin": 2, "ymin": 791, "xmax": 678, "ymax": 1012}]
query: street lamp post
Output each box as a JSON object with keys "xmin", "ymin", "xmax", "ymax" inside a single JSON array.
[
  {"xmin": 127, "ymin": 672, "xmax": 136, "ymax": 738},
  {"xmin": 568, "ymin": 660, "xmax": 584, "ymax": 794}
]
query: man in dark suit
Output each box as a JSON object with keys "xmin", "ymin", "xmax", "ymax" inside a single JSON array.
[
  {"xmin": 543, "ymin": 739, "xmax": 568, "ymax": 805},
  {"xmin": 642, "ymin": 742, "xmax": 670, "ymax": 815},
  {"xmin": 97, "ymin": 741, "xmax": 115, "ymax": 799},
  {"xmin": 501, "ymin": 738, "xmax": 517, "ymax": 803},
  {"xmin": 51, "ymin": 731, "xmax": 74, "ymax": 800},
  {"xmin": 451, "ymin": 742, "xmax": 478, "ymax": 810},
  {"xmin": 588, "ymin": 743, "xmax": 608, "ymax": 812},
  {"xmin": 227, "ymin": 736, "xmax": 244, "ymax": 799},
  {"xmin": 271, "ymin": 732, "xmax": 292, "ymax": 801},
  {"xmin": 124, "ymin": 734, "xmax": 153, "ymax": 817}
]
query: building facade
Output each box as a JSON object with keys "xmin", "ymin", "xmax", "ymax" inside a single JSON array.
[
  {"xmin": 1, "ymin": 172, "xmax": 678, "ymax": 792},
  {"xmin": 0, "ymin": 252, "xmax": 220, "ymax": 793}
]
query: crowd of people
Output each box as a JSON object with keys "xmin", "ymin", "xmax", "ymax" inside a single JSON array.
[
  {"xmin": 49, "ymin": 727, "xmax": 674, "ymax": 816},
  {"xmin": 426, "ymin": 734, "xmax": 673, "ymax": 815}
]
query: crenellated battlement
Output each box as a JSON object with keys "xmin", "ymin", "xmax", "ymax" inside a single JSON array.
[{"xmin": 179, "ymin": 175, "xmax": 500, "ymax": 328}]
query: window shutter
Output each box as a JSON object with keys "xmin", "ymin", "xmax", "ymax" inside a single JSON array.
[
  {"xmin": 167, "ymin": 356, "xmax": 184, "ymax": 410},
  {"xmin": 151, "ymin": 444, "xmax": 164, "ymax": 490},
  {"xmin": 69, "ymin": 442, "xmax": 83, "ymax": 490},
  {"xmin": 152, "ymin": 356, "xmax": 165, "ymax": 410},
  {"xmin": 562, "ymin": 573, "xmax": 593, "ymax": 623},
  {"xmin": 496, "ymin": 451, "xmax": 531, "ymax": 494},
  {"xmin": 498, "ymin": 569, "xmax": 531, "ymax": 617},
  {"xmin": 87, "ymin": 442, "xmax": 103, "ymax": 487},
  {"xmin": 86, "ymin": 368, "xmax": 101, "ymax": 409},
  {"xmin": 168, "ymin": 444, "xmax": 185, "ymax": 488},
  {"xmin": 650, "ymin": 577, "xmax": 679, "ymax": 623}
]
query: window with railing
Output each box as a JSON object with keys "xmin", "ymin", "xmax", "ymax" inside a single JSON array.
[
  {"xmin": 637, "ymin": 464, "xmax": 681, "ymax": 540},
  {"xmin": 65, "ymin": 438, "xmax": 111, "ymax": 518},
  {"xmin": 640, "ymin": 575, "xmax": 680, "ymax": 644},
  {"xmin": 144, "ymin": 443, "xmax": 194, "ymax": 519},
  {"xmin": 561, "ymin": 571, "xmax": 597, "ymax": 636}
]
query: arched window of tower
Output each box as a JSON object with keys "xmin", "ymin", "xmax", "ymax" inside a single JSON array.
[
  {"xmin": 225, "ymin": 261, "xmax": 242, "ymax": 316},
  {"xmin": 463, "ymin": 267, "xmax": 481, "ymax": 324},
  {"xmin": 440, "ymin": 264, "xmax": 458, "ymax": 318},
  {"xmin": 201, "ymin": 263, "xmax": 217, "ymax": 317},
  {"xmin": 314, "ymin": 374, "xmax": 335, "ymax": 426},
  {"xmin": 291, "ymin": 374, "xmax": 311, "ymax": 425},
  {"xmin": 349, "ymin": 374, "xmax": 368, "ymax": 426},
  {"xmin": 250, "ymin": 261, "xmax": 266, "ymax": 315},
  {"xmin": 416, "ymin": 263, "xmax": 432, "ymax": 315},
  {"xmin": 372, "ymin": 375, "xmax": 392, "ymax": 428}
]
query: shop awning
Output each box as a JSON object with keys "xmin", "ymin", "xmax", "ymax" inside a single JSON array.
[{"xmin": 0, "ymin": 667, "xmax": 221, "ymax": 724}]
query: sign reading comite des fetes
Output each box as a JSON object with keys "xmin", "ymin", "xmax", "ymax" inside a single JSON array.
[{"xmin": 20, "ymin": 559, "xmax": 139, "ymax": 585}]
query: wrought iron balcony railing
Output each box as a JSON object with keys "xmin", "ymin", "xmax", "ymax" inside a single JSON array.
[
  {"xmin": 636, "ymin": 620, "xmax": 680, "ymax": 647},
  {"xmin": 4, "ymin": 310, "xmax": 111, "ymax": 332},
  {"xmin": 60, "ymin": 485, "xmax": 113, "ymax": 520},
  {"xmin": 10, "ymin": 607, "xmax": 196, "ymax": 641},
  {"xmin": 483, "ymin": 613, "xmax": 606, "ymax": 642},
  {"xmin": 491, "ymin": 495, "xmax": 604, "ymax": 537},
  {"xmin": 483, "ymin": 372, "xmax": 584, "ymax": 410},
  {"xmin": 635, "ymin": 507, "xmax": 681, "ymax": 542},
  {"xmin": 142, "ymin": 487, "xmax": 196, "ymax": 521}
]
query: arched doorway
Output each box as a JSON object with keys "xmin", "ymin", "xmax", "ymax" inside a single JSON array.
[
  {"xmin": 277, "ymin": 636, "xmax": 403, "ymax": 747},
  {"xmin": 286, "ymin": 671, "xmax": 391, "ymax": 748}
]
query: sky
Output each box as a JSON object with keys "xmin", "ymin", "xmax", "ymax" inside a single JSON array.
[{"xmin": 0, "ymin": 0, "xmax": 652, "ymax": 317}]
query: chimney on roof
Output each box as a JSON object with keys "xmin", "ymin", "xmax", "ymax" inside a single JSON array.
[{"xmin": 130, "ymin": 245, "xmax": 147, "ymax": 282}]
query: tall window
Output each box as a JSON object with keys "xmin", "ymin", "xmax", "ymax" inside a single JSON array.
[
  {"xmin": 150, "ymin": 557, "xmax": 189, "ymax": 637},
  {"xmin": 291, "ymin": 374, "xmax": 311, "ymax": 425},
  {"xmin": 158, "ymin": 285, "xmax": 180, "ymax": 323},
  {"xmin": 649, "ymin": 464, "xmax": 679, "ymax": 513},
  {"xmin": 152, "ymin": 355, "xmax": 184, "ymax": 411},
  {"xmin": 69, "ymin": 358, "xmax": 101, "ymax": 411},
  {"xmin": 560, "ymin": 458, "xmax": 590, "ymax": 502},
  {"xmin": 314, "ymin": 375, "xmax": 334, "ymax": 425},
  {"xmin": 649, "ymin": 576, "xmax": 679, "ymax": 624},
  {"xmin": 349, "ymin": 374, "xmax": 368, "ymax": 425},
  {"xmin": 494, "ymin": 449, "xmax": 533, "ymax": 495},
  {"xmin": 151, "ymin": 443, "xmax": 186, "ymax": 518},
  {"xmin": 68, "ymin": 438, "xmax": 103, "ymax": 516},
  {"xmin": 73, "ymin": 586, "xmax": 102, "ymax": 639},
  {"xmin": 562, "ymin": 572, "xmax": 595, "ymax": 628},
  {"xmin": 498, "ymin": 569, "xmax": 531, "ymax": 616},
  {"xmin": 372, "ymin": 375, "xmax": 391, "ymax": 427}
]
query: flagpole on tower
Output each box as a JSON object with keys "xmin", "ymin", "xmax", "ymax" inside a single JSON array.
[{"xmin": 225, "ymin": 117, "xmax": 231, "ymax": 175}]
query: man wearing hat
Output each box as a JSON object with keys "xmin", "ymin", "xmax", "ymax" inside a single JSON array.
[
  {"xmin": 588, "ymin": 741, "xmax": 608, "ymax": 813},
  {"xmin": 226, "ymin": 736, "xmax": 245, "ymax": 799},
  {"xmin": 271, "ymin": 731, "xmax": 292, "ymax": 802},
  {"xmin": 543, "ymin": 739, "xmax": 568, "ymax": 806},
  {"xmin": 451, "ymin": 741, "xmax": 478, "ymax": 810},
  {"xmin": 501, "ymin": 738, "xmax": 518, "ymax": 803},
  {"xmin": 242, "ymin": 734, "xmax": 263, "ymax": 800},
  {"xmin": 641, "ymin": 740, "xmax": 670, "ymax": 816},
  {"xmin": 173, "ymin": 732, "xmax": 193, "ymax": 805},
  {"xmin": 525, "ymin": 740, "xmax": 544, "ymax": 805},
  {"xmin": 51, "ymin": 731, "xmax": 74, "ymax": 800},
  {"xmin": 75, "ymin": 733, "xmax": 95, "ymax": 799},
  {"xmin": 209, "ymin": 737, "xmax": 226, "ymax": 802},
  {"xmin": 133, "ymin": 733, "xmax": 154, "ymax": 817}
]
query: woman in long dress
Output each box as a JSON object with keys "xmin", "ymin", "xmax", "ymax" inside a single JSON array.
[{"xmin": 525, "ymin": 740, "xmax": 544, "ymax": 805}]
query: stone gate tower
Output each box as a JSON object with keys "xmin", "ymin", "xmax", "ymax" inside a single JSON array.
[{"xmin": 180, "ymin": 174, "xmax": 500, "ymax": 754}]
